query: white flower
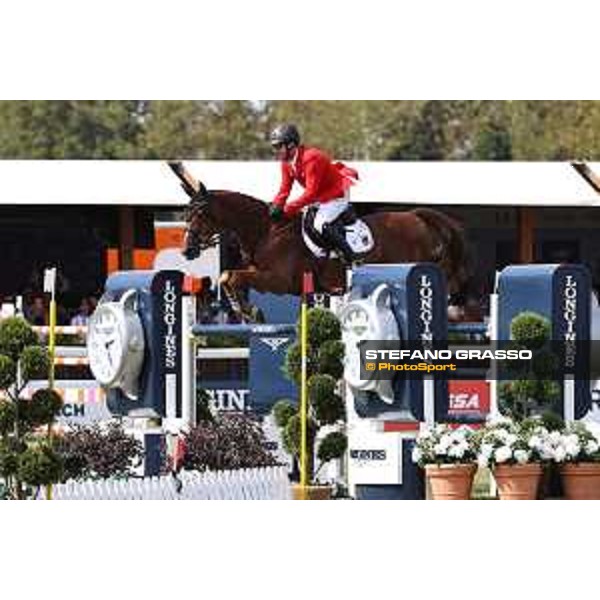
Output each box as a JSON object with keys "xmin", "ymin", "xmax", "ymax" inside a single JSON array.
[
  {"xmin": 448, "ymin": 444, "xmax": 465, "ymax": 459},
  {"xmin": 514, "ymin": 450, "xmax": 531, "ymax": 464},
  {"xmin": 549, "ymin": 431, "xmax": 562, "ymax": 444},
  {"xmin": 538, "ymin": 443, "xmax": 555, "ymax": 461},
  {"xmin": 477, "ymin": 454, "xmax": 489, "ymax": 468},
  {"xmin": 480, "ymin": 443, "xmax": 494, "ymax": 458},
  {"xmin": 553, "ymin": 445, "xmax": 567, "ymax": 463},
  {"xmin": 564, "ymin": 440, "xmax": 581, "ymax": 459},
  {"xmin": 434, "ymin": 443, "xmax": 448, "ymax": 456},
  {"xmin": 585, "ymin": 441, "xmax": 599, "ymax": 455},
  {"xmin": 495, "ymin": 446, "xmax": 512, "ymax": 463},
  {"xmin": 504, "ymin": 433, "xmax": 518, "ymax": 447},
  {"xmin": 528, "ymin": 435, "xmax": 542, "ymax": 450},
  {"xmin": 412, "ymin": 447, "xmax": 422, "ymax": 463}
]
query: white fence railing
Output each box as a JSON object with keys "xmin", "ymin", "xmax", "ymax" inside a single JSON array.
[{"xmin": 36, "ymin": 467, "xmax": 292, "ymax": 500}]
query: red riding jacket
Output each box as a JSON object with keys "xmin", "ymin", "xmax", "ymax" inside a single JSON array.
[{"xmin": 272, "ymin": 145, "xmax": 358, "ymax": 217}]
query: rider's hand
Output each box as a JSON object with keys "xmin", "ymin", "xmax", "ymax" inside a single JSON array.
[{"xmin": 269, "ymin": 204, "xmax": 284, "ymax": 223}]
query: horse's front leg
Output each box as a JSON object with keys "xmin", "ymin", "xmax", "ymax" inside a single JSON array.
[{"xmin": 219, "ymin": 268, "xmax": 279, "ymax": 323}]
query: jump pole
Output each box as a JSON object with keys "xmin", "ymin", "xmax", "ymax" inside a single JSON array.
[{"xmin": 299, "ymin": 272, "xmax": 314, "ymax": 500}]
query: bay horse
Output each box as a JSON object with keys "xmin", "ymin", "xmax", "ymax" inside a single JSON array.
[{"xmin": 169, "ymin": 162, "xmax": 474, "ymax": 321}]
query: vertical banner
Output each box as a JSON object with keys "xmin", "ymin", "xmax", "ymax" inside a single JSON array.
[{"xmin": 151, "ymin": 271, "xmax": 184, "ymax": 418}]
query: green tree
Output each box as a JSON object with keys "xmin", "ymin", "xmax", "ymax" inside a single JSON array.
[
  {"xmin": 0, "ymin": 101, "xmax": 145, "ymax": 158},
  {"xmin": 0, "ymin": 317, "xmax": 63, "ymax": 499}
]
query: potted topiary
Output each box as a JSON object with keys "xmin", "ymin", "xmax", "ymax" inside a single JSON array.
[
  {"xmin": 496, "ymin": 310, "xmax": 565, "ymax": 498},
  {"xmin": 0, "ymin": 316, "xmax": 64, "ymax": 499},
  {"xmin": 412, "ymin": 423, "xmax": 479, "ymax": 500},
  {"xmin": 277, "ymin": 307, "xmax": 347, "ymax": 500}
]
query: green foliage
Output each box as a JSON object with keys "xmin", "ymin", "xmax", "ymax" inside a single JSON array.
[
  {"xmin": 317, "ymin": 431, "xmax": 348, "ymax": 464},
  {"xmin": 28, "ymin": 389, "xmax": 63, "ymax": 427},
  {"xmin": 307, "ymin": 308, "xmax": 342, "ymax": 347},
  {"xmin": 499, "ymin": 310, "xmax": 562, "ymax": 421},
  {"xmin": 308, "ymin": 374, "xmax": 345, "ymax": 424},
  {"xmin": 280, "ymin": 307, "xmax": 346, "ymax": 482},
  {"xmin": 282, "ymin": 414, "xmax": 318, "ymax": 459},
  {"xmin": 539, "ymin": 410, "xmax": 565, "ymax": 432},
  {"xmin": 0, "ymin": 317, "xmax": 39, "ymax": 362},
  {"xmin": 499, "ymin": 379, "xmax": 561, "ymax": 421},
  {"xmin": 473, "ymin": 126, "xmax": 512, "ymax": 160},
  {"xmin": 0, "ymin": 101, "xmax": 145, "ymax": 159},
  {"xmin": 0, "ymin": 439, "xmax": 19, "ymax": 478},
  {"xmin": 20, "ymin": 346, "xmax": 50, "ymax": 382},
  {"xmin": 283, "ymin": 309, "xmax": 343, "ymax": 385},
  {"xmin": 510, "ymin": 312, "xmax": 551, "ymax": 349},
  {"xmin": 2, "ymin": 100, "xmax": 600, "ymax": 161},
  {"xmin": 282, "ymin": 342, "xmax": 303, "ymax": 385},
  {"xmin": 17, "ymin": 443, "xmax": 63, "ymax": 487},
  {"xmin": 272, "ymin": 400, "xmax": 297, "ymax": 429},
  {"xmin": 0, "ymin": 355, "xmax": 16, "ymax": 390},
  {"xmin": 317, "ymin": 340, "xmax": 344, "ymax": 379},
  {"xmin": 0, "ymin": 400, "xmax": 16, "ymax": 435}
]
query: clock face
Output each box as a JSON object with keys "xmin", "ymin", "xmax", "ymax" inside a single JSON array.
[{"xmin": 87, "ymin": 304, "xmax": 127, "ymax": 386}]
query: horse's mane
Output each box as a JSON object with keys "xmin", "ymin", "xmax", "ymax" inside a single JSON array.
[
  {"xmin": 206, "ymin": 189, "xmax": 272, "ymax": 256},
  {"xmin": 211, "ymin": 189, "xmax": 268, "ymax": 215}
]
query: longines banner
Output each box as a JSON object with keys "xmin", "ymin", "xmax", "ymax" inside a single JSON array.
[{"xmin": 151, "ymin": 271, "xmax": 184, "ymax": 418}]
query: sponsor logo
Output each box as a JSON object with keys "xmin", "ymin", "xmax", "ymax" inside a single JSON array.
[
  {"xmin": 349, "ymin": 449, "xmax": 387, "ymax": 461},
  {"xmin": 563, "ymin": 274, "xmax": 577, "ymax": 368},
  {"xmin": 418, "ymin": 274, "xmax": 434, "ymax": 344},
  {"xmin": 260, "ymin": 337, "xmax": 290, "ymax": 352},
  {"xmin": 163, "ymin": 280, "xmax": 178, "ymax": 369},
  {"xmin": 206, "ymin": 388, "xmax": 250, "ymax": 411}
]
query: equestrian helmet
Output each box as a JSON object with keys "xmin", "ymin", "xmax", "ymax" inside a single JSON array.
[{"xmin": 270, "ymin": 123, "xmax": 300, "ymax": 147}]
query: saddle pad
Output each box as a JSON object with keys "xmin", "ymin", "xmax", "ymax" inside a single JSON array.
[{"xmin": 302, "ymin": 216, "xmax": 374, "ymax": 258}]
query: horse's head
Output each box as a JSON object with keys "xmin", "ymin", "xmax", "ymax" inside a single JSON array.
[
  {"xmin": 182, "ymin": 182, "xmax": 221, "ymax": 261},
  {"xmin": 169, "ymin": 161, "xmax": 270, "ymax": 262}
]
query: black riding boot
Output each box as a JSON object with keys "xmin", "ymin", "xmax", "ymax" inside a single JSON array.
[{"xmin": 323, "ymin": 222, "xmax": 356, "ymax": 265}]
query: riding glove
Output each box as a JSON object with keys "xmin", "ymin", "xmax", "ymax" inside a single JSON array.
[{"xmin": 269, "ymin": 204, "xmax": 284, "ymax": 222}]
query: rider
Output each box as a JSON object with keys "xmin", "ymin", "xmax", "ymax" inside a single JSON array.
[{"xmin": 268, "ymin": 123, "xmax": 359, "ymax": 264}]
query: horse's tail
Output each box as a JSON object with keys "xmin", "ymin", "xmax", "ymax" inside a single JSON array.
[{"xmin": 411, "ymin": 208, "xmax": 473, "ymax": 299}]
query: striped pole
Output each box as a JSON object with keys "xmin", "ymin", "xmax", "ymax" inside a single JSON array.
[
  {"xmin": 299, "ymin": 272, "xmax": 314, "ymax": 499},
  {"xmin": 43, "ymin": 268, "xmax": 57, "ymax": 500},
  {"xmin": 43, "ymin": 268, "xmax": 57, "ymax": 390}
]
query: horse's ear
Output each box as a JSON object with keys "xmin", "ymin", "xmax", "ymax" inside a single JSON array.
[{"xmin": 198, "ymin": 181, "xmax": 209, "ymax": 197}]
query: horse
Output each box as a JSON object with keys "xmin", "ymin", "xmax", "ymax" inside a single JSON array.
[{"xmin": 169, "ymin": 162, "xmax": 475, "ymax": 321}]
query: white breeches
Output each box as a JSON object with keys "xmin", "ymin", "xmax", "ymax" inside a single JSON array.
[{"xmin": 309, "ymin": 192, "xmax": 351, "ymax": 234}]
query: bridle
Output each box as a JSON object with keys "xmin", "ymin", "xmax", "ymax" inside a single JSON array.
[{"xmin": 184, "ymin": 189, "xmax": 220, "ymax": 253}]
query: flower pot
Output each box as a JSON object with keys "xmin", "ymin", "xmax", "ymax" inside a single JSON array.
[
  {"xmin": 493, "ymin": 463, "xmax": 542, "ymax": 500},
  {"xmin": 292, "ymin": 484, "xmax": 333, "ymax": 500},
  {"xmin": 425, "ymin": 464, "xmax": 476, "ymax": 500},
  {"xmin": 561, "ymin": 463, "xmax": 600, "ymax": 500}
]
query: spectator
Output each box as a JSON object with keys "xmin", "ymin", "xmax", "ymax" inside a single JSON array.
[
  {"xmin": 25, "ymin": 296, "xmax": 47, "ymax": 326},
  {"xmin": 70, "ymin": 297, "xmax": 93, "ymax": 327}
]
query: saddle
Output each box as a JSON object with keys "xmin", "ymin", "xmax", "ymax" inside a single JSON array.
[{"xmin": 302, "ymin": 205, "xmax": 374, "ymax": 260}]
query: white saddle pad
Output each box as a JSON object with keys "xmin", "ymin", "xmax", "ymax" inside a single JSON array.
[{"xmin": 302, "ymin": 219, "xmax": 374, "ymax": 259}]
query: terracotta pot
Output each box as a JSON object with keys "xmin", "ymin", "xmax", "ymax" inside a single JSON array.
[
  {"xmin": 292, "ymin": 484, "xmax": 333, "ymax": 500},
  {"xmin": 561, "ymin": 463, "xmax": 600, "ymax": 500},
  {"xmin": 425, "ymin": 464, "xmax": 476, "ymax": 500},
  {"xmin": 493, "ymin": 463, "xmax": 542, "ymax": 500}
]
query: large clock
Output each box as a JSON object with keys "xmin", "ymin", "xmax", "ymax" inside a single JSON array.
[
  {"xmin": 86, "ymin": 289, "xmax": 145, "ymax": 400},
  {"xmin": 339, "ymin": 284, "xmax": 399, "ymax": 404}
]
